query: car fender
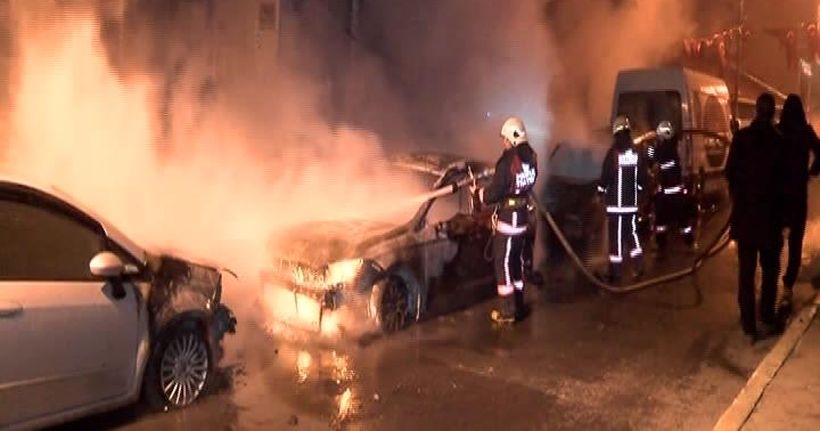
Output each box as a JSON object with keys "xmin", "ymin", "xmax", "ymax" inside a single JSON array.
[{"xmin": 153, "ymin": 311, "xmax": 213, "ymax": 357}]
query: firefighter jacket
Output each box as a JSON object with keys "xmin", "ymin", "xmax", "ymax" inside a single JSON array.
[
  {"xmin": 598, "ymin": 132, "xmax": 647, "ymax": 214},
  {"xmin": 725, "ymin": 119, "xmax": 784, "ymax": 246},
  {"xmin": 647, "ymin": 137, "xmax": 685, "ymax": 194},
  {"xmin": 480, "ymin": 142, "xmax": 538, "ymax": 235}
]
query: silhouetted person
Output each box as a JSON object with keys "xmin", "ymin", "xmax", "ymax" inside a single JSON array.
[
  {"xmin": 725, "ymin": 93, "xmax": 784, "ymax": 344},
  {"xmin": 776, "ymin": 94, "xmax": 820, "ymax": 314}
]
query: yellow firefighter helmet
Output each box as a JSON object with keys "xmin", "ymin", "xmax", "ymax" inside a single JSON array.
[
  {"xmin": 612, "ymin": 115, "xmax": 631, "ymax": 135},
  {"xmin": 656, "ymin": 121, "xmax": 674, "ymax": 140},
  {"xmin": 500, "ymin": 116, "xmax": 527, "ymax": 145}
]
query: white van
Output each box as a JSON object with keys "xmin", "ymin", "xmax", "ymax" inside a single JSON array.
[{"xmin": 611, "ymin": 66, "xmax": 733, "ymax": 186}]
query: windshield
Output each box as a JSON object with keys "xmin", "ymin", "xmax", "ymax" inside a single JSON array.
[{"xmin": 616, "ymin": 90, "xmax": 683, "ymax": 137}]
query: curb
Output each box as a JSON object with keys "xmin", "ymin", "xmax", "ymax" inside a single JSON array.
[{"xmin": 712, "ymin": 287, "xmax": 820, "ymax": 431}]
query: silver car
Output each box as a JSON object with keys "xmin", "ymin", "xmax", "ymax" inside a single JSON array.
[{"xmin": 0, "ymin": 177, "xmax": 237, "ymax": 430}]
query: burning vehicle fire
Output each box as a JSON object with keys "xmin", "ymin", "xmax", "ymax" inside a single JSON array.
[{"xmin": 260, "ymin": 153, "xmax": 509, "ymax": 336}]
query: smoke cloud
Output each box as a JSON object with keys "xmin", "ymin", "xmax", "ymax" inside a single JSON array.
[
  {"xmin": 355, "ymin": 0, "xmax": 555, "ymax": 159},
  {"xmin": 0, "ymin": 0, "xmax": 426, "ymax": 310},
  {"xmin": 547, "ymin": 0, "xmax": 696, "ymax": 143},
  {"xmin": 0, "ymin": 0, "xmax": 701, "ymax": 332}
]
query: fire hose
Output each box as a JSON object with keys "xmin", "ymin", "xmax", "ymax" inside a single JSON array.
[
  {"xmin": 423, "ymin": 166, "xmax": 733, "ymax": 294},
  {"xmin": 530, "ymin": 195, "xmax": 732, "ymax": 294}
]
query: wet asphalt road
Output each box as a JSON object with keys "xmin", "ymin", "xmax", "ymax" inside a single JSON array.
[{"xmin": 54, "ymin": 187, "xmax": 820, "ymax": 431}]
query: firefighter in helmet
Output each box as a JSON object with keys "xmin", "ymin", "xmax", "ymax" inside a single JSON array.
[
  {"xmin": 598, "ymin": 115, "xmax": 646, "ymax": 283},
  {"xmin": 472, "ymin": 116, "xmax": 538, "ymax": 324},
  {"xmin": 646, "ymin": 120, "xmax": 695, "ymax": 254}
]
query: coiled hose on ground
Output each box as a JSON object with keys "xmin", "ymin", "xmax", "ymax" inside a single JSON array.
[
  {"xmin": 530, "ymin": 194, "xmax": 732, "ymax": 293},
  {"xmin": 443, "ymin": 164, "xmax": 732, "ymax": 293}
]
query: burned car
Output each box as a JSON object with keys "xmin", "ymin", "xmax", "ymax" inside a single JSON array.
[
  {"xmin": 0, "ymin": 178, "xmax": 236, "ymax": 431},
  {"xmin": 260, "ymin": 153, "xmax": 515, "ymax": 335}
]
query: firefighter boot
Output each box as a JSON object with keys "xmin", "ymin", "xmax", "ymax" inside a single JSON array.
[
  {"xmin": 491, "ymin": 294, "xmax": 516, "ymax": 324},
  {"xmin": 633, "ymin": 255, "xmax": 645, "ymax": 280},
  {"xmin": 513, "ymin": 289, "xmax": 529, "ymax": 321},
  {"xmin": 607, "ymin": 263, "xmax": 623, "ymax": 285},
  {"xmin": 655, "ymin": 231, "xmax": 668, "ymax": 257},
  {"xmin": 683, "ymin": 228, "xmax": 696, "ymax": 253}
]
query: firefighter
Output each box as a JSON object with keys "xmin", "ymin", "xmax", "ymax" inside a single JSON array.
[
  {"xmin": 598, "ymin": 115, "xmax": 646, "ymax": 284},
  {"xmin": 646, "ymin": 120, "xmax": 695, "ymax": 254},
  {"xmin": 472, "ymin": 116, "xmax": 538, "ymax": 324}
]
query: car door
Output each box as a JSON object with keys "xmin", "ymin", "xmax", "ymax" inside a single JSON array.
[{"xmin": 0, "ymin": 193, "xmax": 139, "ymax": 428}]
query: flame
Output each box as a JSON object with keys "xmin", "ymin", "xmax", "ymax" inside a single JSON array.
[
  {"xmin": 336, "ymin": 387, "xmax": 357, "ymax": 423},
  {"xmin": 296, "ymin": 350, "xmax": 312, "ymax": 384},
  {"xmin": 331, "ymin": 351, "xmax": 356, "ymax": 383},
  {"xmin": 260, "ymin": 283, "xmax": 345, "ymax": 337},
  {"xmin": 326, "ymin": 259, "xmax": 363, "ymax": 285}
]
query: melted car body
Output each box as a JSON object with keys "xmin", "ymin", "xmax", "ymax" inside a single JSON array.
[{"xmin": 260, "ymin": 153, "xmax": 502, "ymax": 335}]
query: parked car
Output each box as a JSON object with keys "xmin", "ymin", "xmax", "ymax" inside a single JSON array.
[
  {"xmin": 0, "ymin": 177, "xmax": 237, "ymax": 431},
  {"xmin": 260, "ymin": 152, "xmax": 536, "ymax": 336}
]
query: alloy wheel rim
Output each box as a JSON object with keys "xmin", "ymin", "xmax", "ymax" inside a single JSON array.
[
  {"xmin": 381, "ymin": 279, "xmax": 409, "ymax": 332},
  {"xmin": 160, "ymin": 332, "xmax": 209, "ymax": 406}
]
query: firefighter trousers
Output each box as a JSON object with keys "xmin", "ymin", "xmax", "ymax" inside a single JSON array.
[
  {"xmin": 654, "ymin": 192, "xmax": 695, "ymax": 248},
  {"xmin": 608, "ymin": 212, "xmax": 643, "ymax": 277}
]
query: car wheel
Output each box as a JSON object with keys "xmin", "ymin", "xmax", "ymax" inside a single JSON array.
[
  {"xmin": 144, "ymin": 322, "xmax": 211, "ymax": 410},
  {"xmin": 372, "ymin": 275, "xmax": 411, "ymax": 333}
]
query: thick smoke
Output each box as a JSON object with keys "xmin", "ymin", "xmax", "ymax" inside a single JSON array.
[
  {"xmin": 0, "ymin": 0, "xmax": 701, "ymax": 332},
  {"xmin": 547, "ymin": 0, "xmax": 696, "ymax": 143},
  {"xmin": 355, "ymin": 0, "xmax": 554, "ymax": 160},
  {"xmin": 0, "ymin": 0, "xmax": 426, "ymax": 309}
]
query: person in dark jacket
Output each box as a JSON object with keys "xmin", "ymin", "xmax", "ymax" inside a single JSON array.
[
  {"xmin": 725, "ymin": 93, "xmax": 785, "ymax": 343},
  {"xmin": 598, "ymin": 115, "xmax": 647, "ymax": 284},
  {"xmin": 473, "ymin": 116, "xmax": 538, "ymax": 324},
  {"xmin": 647, "ymin": 120, "xmax": 696, "ymax": 254},
  {"xmin": 775, "ymin": 94, "xmax": 820, "ymax": 314}
]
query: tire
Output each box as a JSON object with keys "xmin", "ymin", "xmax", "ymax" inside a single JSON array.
[
  {"xmin": 371, "ymin": 275, "xmax": 412, "ymax": 333},
  {"xmin": 143, "ymin": 321, "xmax": 211, "ymax": 410}
]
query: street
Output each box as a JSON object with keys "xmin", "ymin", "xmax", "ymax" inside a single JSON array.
[
  {"xmin": 4, "ymin": 1, "xmax": 820, "ymax": 430},
  {"xmin": 53, "ymin": 186, "xmax": 820, "ymax": 431}
]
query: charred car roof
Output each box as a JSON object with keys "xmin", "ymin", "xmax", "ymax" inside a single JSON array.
[
  {"xmin": 387, "ymin": 152, "xmax": 491, "ymax": 180},
  {"xmin": 267, "ymin": 152, "xmax": 492, "ymax": 269}
]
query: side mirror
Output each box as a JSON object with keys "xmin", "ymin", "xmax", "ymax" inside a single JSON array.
[{"xmin": 90, "ymin": 251, "xmax": 125, "ymax": 278}]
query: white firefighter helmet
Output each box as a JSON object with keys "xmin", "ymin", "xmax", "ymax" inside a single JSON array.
[
  {"xmin": 612, "ymin": 115, "xmax": 631, "ymax": 135},
  {"xmin": 656, "ymin": 121, "xmax": 674, "ymax": 140},
  {"xmin": 500, "ymin": 116, "xmax": 527, "ymax": 145}
]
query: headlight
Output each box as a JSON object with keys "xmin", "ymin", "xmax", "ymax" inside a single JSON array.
[{"xmin": 325, "ymin": 258, "xmax": 364, "ymax": 286}]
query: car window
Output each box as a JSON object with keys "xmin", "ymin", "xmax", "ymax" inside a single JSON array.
[
  {"xmin": 426, "ymin": 191, "xmax": 462, "ymax": 226},
  {"xmin": 0, "ymin": 199, "xmax": 104, "ymax": 281}
]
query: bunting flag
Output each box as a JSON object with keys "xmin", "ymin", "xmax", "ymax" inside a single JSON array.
[{"xmin": 683, "ymin": 22, "xmax": 820, "ymax": 71}]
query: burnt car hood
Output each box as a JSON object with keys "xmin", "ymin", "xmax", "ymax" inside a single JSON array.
[
  {"xmin": 146, "ymin": 254, "xmax": 223, "ymax": 312},
  {"xmin": 269, "ymin": 220, "xmax": 404, "ymax": 268}
]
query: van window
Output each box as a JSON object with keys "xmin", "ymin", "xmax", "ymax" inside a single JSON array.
[
  {"xmin": 616, "ymin": 91, "xmax": 683, "ymax": 137},
  {"xmin": 702, "ymin": 95, "xmax": 729, "ymax": 135}
]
